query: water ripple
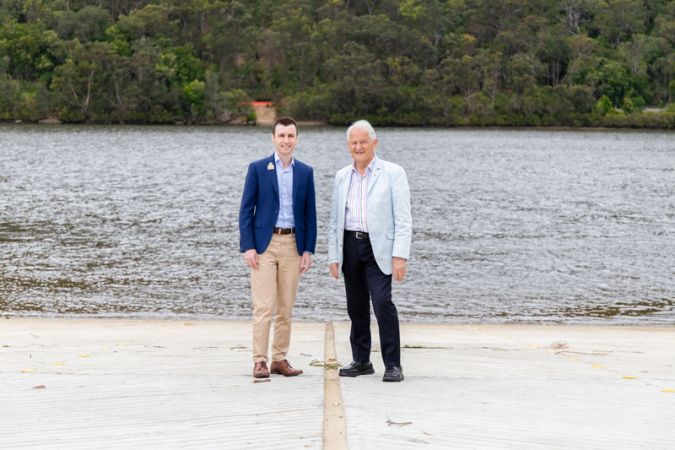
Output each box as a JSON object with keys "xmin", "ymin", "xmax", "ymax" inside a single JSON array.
[{"xmin": 1, "ymin": 125, "xmax": 674, "ymax": 323}]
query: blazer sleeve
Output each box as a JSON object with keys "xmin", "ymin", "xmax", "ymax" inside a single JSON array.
[
  {"xmin": 239, "ymin": 163, "xmax": 257, "ymax": 253},
  {"xmin": 391, "ymin": 166, "xmax": 412, "ymax": 260},
  {"xmin": 305, "ymin": 167, "xmax": 317, "ymax": 254}
]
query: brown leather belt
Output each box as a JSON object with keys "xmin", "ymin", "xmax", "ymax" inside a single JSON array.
[{"xmin": 273, "ymin": 227, "xmax": 295, "ymax": 235}]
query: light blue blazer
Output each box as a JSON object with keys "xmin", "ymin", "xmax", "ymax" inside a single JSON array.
[{"xmin": 328, "ymin": 157, "xmax": 412, "ymax": 275}]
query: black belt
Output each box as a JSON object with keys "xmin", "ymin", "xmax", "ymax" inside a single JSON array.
[
  {"xmin": 345, "ymin": 230, "xmax": 369, "ymax": 240},
  {"xmin": 273, "ymin": 227, "xmax": 295, "ymax": 235}
]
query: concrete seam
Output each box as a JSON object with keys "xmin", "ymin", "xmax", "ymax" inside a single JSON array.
[{"xmin": 322, "ymin": 321, "xmax": 348, "ymax": 450}]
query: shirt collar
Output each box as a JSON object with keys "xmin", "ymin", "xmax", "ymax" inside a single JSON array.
[
  {"xmin": 274, "ymin": 152, "xmax": 295, "ymax": 168},
  {"xmin": 352, "ymin": 155, "xmax": 377, "ymax": 174}
]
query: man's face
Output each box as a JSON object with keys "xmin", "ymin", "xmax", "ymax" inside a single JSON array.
[
  {"xmin": 348, "ymin": 127, "xmax": 377, "ymax": 166},
  {"xmin": 272, "ymin": 124, "xmax": 298, "ymax": 158}
]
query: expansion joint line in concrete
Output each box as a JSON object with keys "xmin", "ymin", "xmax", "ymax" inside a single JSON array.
[{"xmin": 322, "ymin": 321, "xmax": 348, "ymax": 450}]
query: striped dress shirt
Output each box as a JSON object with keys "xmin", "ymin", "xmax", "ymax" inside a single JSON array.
[{"xmin": 344, "ymin": 157, "xmax": 376, "ymax": 232}]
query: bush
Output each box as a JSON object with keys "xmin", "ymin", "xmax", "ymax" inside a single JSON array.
[
  {"xmin": 594, "ymin": 95, "xmax": 613, "ymax": 115},
  {"xmin": 603, "ymin": 112, "xmax": 675, "ymax": 128}
]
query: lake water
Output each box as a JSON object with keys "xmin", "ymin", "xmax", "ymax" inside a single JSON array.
[{"xmin": 1, "ymin": 125, "xmax": 674, "ymax": 324}]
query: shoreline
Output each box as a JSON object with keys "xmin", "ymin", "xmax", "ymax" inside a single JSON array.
[
  {"xmin": 3, "ymin": 313, "xmax": 674, "ymax": 327},
  {"xmin": 2, "ymin": 120, "xmax": 675, "ymax": 132}
]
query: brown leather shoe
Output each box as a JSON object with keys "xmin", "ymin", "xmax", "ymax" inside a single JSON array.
[
  {"xmin": 253, "ymin": 361, "xmax": 270, "ymax": 378},
  {"xmin": 270, "ymin": 359, "xmax": 303, "ymax": 377}
]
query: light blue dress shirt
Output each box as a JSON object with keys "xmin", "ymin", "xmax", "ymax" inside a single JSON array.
[{"xmin": 274, "ymin": 152, "xmax": 295, "ymax": 228}]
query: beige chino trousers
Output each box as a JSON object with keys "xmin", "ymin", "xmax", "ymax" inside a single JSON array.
[{"xmin": 251, "ymin": 233, "xmax": 301, "ymax": 363}]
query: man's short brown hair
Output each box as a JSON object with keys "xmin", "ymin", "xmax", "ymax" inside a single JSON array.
[{"xmin": 273, "ymin": 116, "xmax": 298, "ymax": 135}]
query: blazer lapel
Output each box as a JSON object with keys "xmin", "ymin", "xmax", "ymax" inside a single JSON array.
[
  {"xmin": 338, "ymin": 169, "xmax": 350, "ymax": 217},
  {"xmin": 267, "ymin": 154, "xmax": 279, "ymax": 199},
  {"xmin": 367, "ymin": 157, "xmax": 382, "ymax": 194},
  {"xmin": 292, "ymin": 160, "xmax": 300, "ymax": 207}
]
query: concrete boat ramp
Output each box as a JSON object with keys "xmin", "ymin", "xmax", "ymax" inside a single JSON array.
[{"xmin": 1, "ymin": 318, "xmax": 674, "ymax": 449}]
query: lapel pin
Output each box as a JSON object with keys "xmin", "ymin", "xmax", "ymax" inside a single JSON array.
[{"xmin": 267, "ymin": 162, "xmax": 274, "ymax": 171}]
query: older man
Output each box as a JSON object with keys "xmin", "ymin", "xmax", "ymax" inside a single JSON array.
[
  {"xmin": 239, "ymin": 116, "xmax": 317, "ymax": 380},
  {"xmin": 328, "ymin": 120, "xmax": 412, "ymax": 382}
]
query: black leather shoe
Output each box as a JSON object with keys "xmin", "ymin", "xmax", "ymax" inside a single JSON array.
[
  {"xmin": 382, "ymin": 366, "xmax": 404, "ymax": 382},
  {"xmin": 339, "ymin": 361, "xmax": 375, "ymax": 377}
]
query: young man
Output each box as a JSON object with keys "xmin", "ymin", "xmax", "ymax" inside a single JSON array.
[{"xmin": 239, "ymin": 117, "xmax": 317, "ymax": 380}]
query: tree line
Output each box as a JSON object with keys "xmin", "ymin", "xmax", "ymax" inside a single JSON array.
[{"xmin": 1, "ymin": 0, "xmax": 674, "ymax": 127}]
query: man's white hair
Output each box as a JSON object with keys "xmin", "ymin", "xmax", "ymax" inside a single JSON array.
[{"xmin": 347, "ymin": 120, "xmax": 377, "ymax": 141}]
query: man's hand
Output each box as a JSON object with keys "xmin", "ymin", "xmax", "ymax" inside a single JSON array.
[
  {"xmin": 243, "ymin": 249, "xmax": 259, "ymax": 269},
  {"xmin": 329, "ymin": 262, "xmax": 340, "ymax": 280},
  {"xmin": 300, "ymin": 252, "xmax": 313, "ymax": 273},
  {"xmin": 392, "ymin": 257, "xmax": 407, "ymax": 282}
]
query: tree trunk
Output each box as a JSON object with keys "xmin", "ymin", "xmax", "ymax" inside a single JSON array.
[{"xmin": 82, "ymin": 70, "xmax": 95, "ymax": 116}]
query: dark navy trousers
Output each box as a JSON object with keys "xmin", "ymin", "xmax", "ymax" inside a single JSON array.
[{"xmin": 342, "ymin": 231, "xmax": 401, "ymax": 368}]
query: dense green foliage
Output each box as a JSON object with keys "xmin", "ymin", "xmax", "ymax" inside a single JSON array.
[{"xmin": 1, "ymin": 0, "xmax": 674, "ymax": 126}]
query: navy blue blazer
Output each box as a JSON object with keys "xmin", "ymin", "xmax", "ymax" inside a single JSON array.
[{"xmin": 239, "ymin": 154, "xmax": 317, "ymax": 255}]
